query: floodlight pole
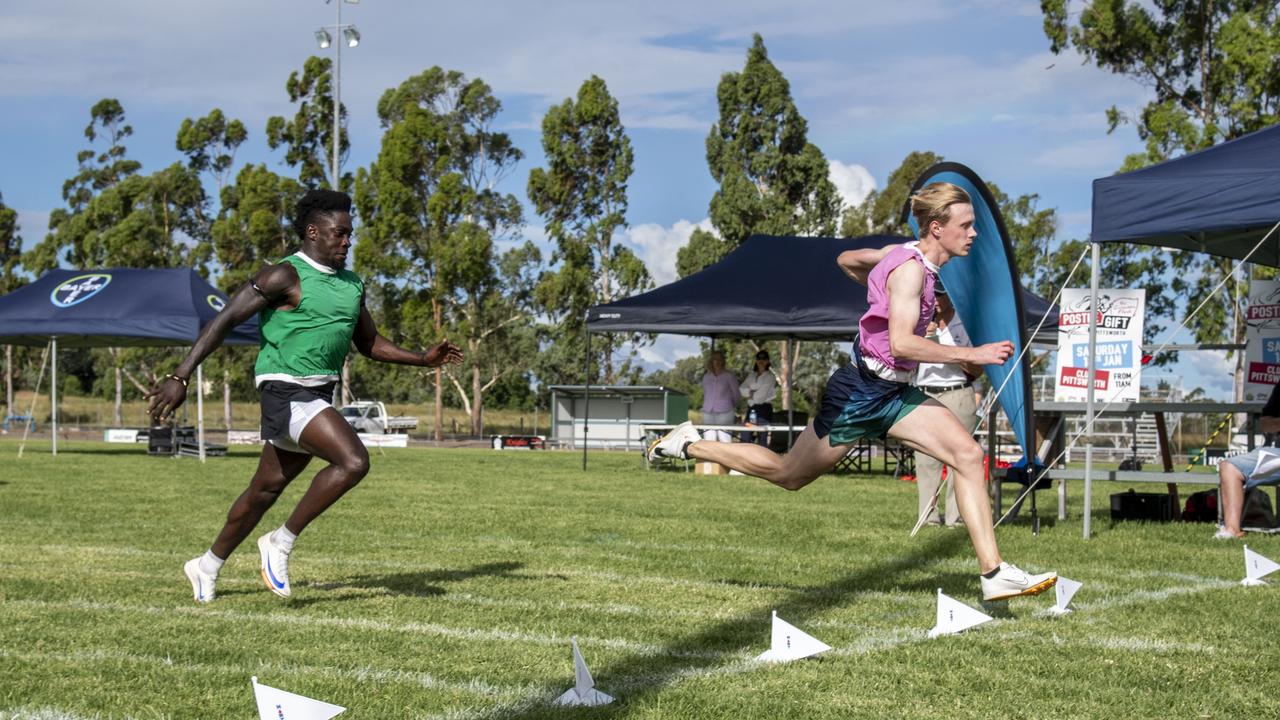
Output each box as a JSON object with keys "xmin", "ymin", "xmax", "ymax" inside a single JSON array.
[
  {"xmin": 331, "ymin": 0, "xmax": 341, "ymax": 189},
  {"xmin": 582, "ymin": 320, "xmax": 591, "ymax": 470},
  {"xmin": 318, "ymin": 0, "xmax": 359, "ymax": 191}
]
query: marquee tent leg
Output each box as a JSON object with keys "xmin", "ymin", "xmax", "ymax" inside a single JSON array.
[
  {"xmin": 1083, "ymin": 242, "xmax": 1100, "ymax": 539},
  {"xmin": 582, "ymin": 325, "xmax": 590, "ymax": 471},
  {"xmin": 197, "ymin": 364, "xmax": 206, "ymax": 463},
  {"xmin": 51, "ymin": 336, "xmax": 57, "ymax": 457},
  {"xmin": 786, "ymin": 336, "xmax": 795, "ymax": 450}
]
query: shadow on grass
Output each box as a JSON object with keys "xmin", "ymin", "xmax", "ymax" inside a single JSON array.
[
  {"xmin": 294, "ymin": 561, "xmax": 528, "ymax": 605},
  {"xmin": 488, "ymin": 530, "xmax": 973, "ymax": 718}
]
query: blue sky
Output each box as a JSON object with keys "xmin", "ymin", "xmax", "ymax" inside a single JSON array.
[{"xmin": 0, "ymin": 0, "xmax": 1236, "ymax": 397}]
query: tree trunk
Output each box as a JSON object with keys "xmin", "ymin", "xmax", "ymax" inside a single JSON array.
[
  {"xmin": 471, "ymin": 361, "xmax": 482, "ymax": 437},
  {"xmin": 223, "ymin": 371, "xmax": 232, "ymax": 431},
  {"xmin": 112, "ymin": 349, "xmax": 123, "ymax": 427},
  {"xmin": 4, "ymin": 345, "xmax": 12, "ymax": 417},
  {"xmin": 433, "ymin": 299, "xmax": 443, "ymax": 441},
  {"xmin": 114, "ymin": 366, "xmax": 123, "ymax": 426},
  {"xmin": 341, "ymin": 356, "xmax": 353, "ymax": 406}
]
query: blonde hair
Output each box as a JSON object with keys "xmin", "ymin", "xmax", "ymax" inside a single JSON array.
[{"xmin": 910, "ymin": 182, "xmax": 972, "ymax": 237}]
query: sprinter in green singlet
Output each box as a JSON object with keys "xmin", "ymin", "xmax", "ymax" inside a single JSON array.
[{"xmin": 146, "ymin": 189, "xmax": 463, "ymax": 603}]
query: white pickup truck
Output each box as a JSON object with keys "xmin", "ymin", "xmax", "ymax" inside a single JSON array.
[{"xmin": 339, "ymin": 401, "xmax": 418, "ymax": 434}]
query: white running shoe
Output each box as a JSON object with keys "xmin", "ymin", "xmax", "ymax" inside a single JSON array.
[
  {"xmin": 257, "ymin": 532, "xmax": 292, "ymax": 598},
  {"xmin": 646, "ymin": 421, "xmax": 702, "ymax": 462},
  {"xmin": 980, "ymin": 562, "xmax": 1057, "ymax": 601},
  {"xmin": 183, "ymin": 557, "xmax": 217, "ymax": 603},
  {"xmin": 1213, "ymin": 526, "xmax": 1241, "ymax": 540}
]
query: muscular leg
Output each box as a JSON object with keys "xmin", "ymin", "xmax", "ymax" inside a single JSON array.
[
  {"xmin": 887, "ymin": 400, "xmax": 1000, "ymax": 573},
  {"xmin": 283, "ymin": 407, "xmax": 371, "ymax": 536},
  {"xmin": 1219, "ymin": 462, "xmax": 1247, "ymax": 537},
  {"xmin": 686, "ymin": 422, "xmax": 850, "ymax": 491},
  {"xmin": 210, "ymin": 443, "xmax": 313, "ymax": 558}
]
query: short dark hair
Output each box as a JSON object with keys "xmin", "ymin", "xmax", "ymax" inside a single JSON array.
[{"xmin": 293, "ymin": 189, "xmax": 352, "ymax": 240}]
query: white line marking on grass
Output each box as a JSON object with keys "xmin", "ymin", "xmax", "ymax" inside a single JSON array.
[
  {"xmin": 0, "ymin": 707, "xmax": 152, "ymax": 720},
  {"xmin": 1002, "ymin": 630, "xmax": 1220, "ymax": 654},
  {"xmin": 433, "ymin": 592, "xmax": 748, "ymax": 622},
  {"xmin": 473, "ymin": 534, "xmax": 788, "ymax": 558},
  {"xmin": 1070, "ymin": 578, "xmax": 1236, "ymax": 613},
  {"xmin": 0, "ymin": 646, "xmax": 531, "ymax": 700},
  {"xmin": 3, "ymin": 599, "xmax": 734, "ymax": 660}
]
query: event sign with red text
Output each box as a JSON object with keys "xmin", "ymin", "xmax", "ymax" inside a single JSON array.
[
  {"xmin": 1054, "ymin": 288, "xmax": 1145, "ymax": 402},
  {"xmin": 1244, "ymin": 279, "xmax": 1280, "ymax": 401}
]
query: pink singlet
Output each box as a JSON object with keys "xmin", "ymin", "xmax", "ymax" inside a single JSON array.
[{"xmin": 857, "ymin": 244, "xmax": 937, "ymax": 371}]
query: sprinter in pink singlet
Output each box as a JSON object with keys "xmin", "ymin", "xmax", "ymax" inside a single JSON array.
[{"xmin": 648, "ymin": 182, "xmax": 1057, "ymax": 601}]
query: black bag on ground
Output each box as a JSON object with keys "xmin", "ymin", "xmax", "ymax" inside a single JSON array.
[
  {"xmin": 1182, "ymin": 487, "xmax": 1277, "ymax": 527},
  {"xmin": 1242, "ymin": 488, "xmax": 1276, "ymax": 529},
  {"xmin": 1183, "ymin": 489, "xmax": 1219, "ymax": 523}
]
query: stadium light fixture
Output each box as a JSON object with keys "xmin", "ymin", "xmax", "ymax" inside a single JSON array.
[{"xmin": 315, "ymin": 0, "xmax": 362, "ymax": 192}]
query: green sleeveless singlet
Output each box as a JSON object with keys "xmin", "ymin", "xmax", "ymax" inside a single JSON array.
[{"xmin": 254, "ymin": 253, "xmax": 364, "ymax": 384}]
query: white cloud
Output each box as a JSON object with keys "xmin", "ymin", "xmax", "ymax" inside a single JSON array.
[
  {"xmin": 1182, "ymin": 350, "xmax": 1236, "ymax": 399},
  {"xmin": 827, "ymin": 160, "xmax": 876, "ymax": 209},
  {"xmin": 624, "ymin": 218, "xmax": 715, "ymax": 286},
  {"xmin": 1034, "ymin": 136, "xmax": 1137, "ymax": 171},
  {"xmin": 14, "ymin": 210, "xmax": 49, "ymax": 251},
  {"xmin": 629, "ymin": 334, "xmax": 702, "ymax": 371}
]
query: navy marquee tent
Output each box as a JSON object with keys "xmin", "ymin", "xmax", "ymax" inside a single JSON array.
[
  {"xmin": 0, "ymin": 268, "xmax": 259, "ymax": 347},
  {"xmin": 1092, "ymin": 122, "xmax": 1280, "ymax": 265},
  {"xmin": 0, "ymin": 268, "xmax": 261, "ymax": 458}
]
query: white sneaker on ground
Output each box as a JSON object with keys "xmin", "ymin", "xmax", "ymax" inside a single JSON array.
[
  {"xmin": 257, "ymin": 532, "xmax": 292, "ymax": 598},
  {"xmin": 183, "ymin": 557, "xmax": 217, "ymax": 603},
  {"xmin": 1213, "ymin": 526, "xmax": 1241, "ymax": 540},
  {"xmin": 980, "ymin": 562, "xmax": 1057, "ymax": 601},
  {"xmin": 646, "ymin": 421, "xmax": 702, "ymax": 462}
]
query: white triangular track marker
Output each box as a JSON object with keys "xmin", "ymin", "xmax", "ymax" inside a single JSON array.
[
  {"xmin": 1242, "ymin": 545, "xmax": 1280, "ymax": 586},
  {"xmin": 928, "ymin": 589, "xmax": 993, "ymax": 637},
  {"xmin": 251, "ymin": 676, "xmax": 345, "ymax": 720},
  {"xmin": 555, "ymin": 637, "xmax": 614, "ymax": 706},
  {"xmin": 755, "ymin": 610, "xmax": 832, "ymax": 662},
  {"xmin": 1047, "ymin": 576, "xmax": 1083, "ymax": 615}
]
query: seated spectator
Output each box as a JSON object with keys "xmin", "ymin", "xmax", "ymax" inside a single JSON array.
[{"xmin": 1217, "ymin": 379, "xmax": 1280, "ymax": 538}]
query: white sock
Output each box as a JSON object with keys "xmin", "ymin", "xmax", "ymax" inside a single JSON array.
[
  {"xmin": 271, "ymin": 525, "xmax": 298, "ymax": 552},
  {"xmin": 198, "ymin": 550, "xmax": 224, "ymax": 576}
]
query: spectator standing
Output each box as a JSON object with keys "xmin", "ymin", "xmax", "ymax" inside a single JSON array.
[
  {"xmin": 701, "ymin": 350, "xmax": 739, "ymax": 442},
  {"xmin": 913, "ymin": 285, "xmax": 980, "ymax": 528},
  {"xmin": 740, "ymin": 350, "xmax": 778, "ymax": 446}
]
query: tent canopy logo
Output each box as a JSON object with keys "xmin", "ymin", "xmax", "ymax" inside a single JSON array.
[
  {"xmin": 50, "ymin": 274, "xmax": 112, "ymax": 308},
  {"xmin": 207, "ymin": 294, "xmax": 226, "ymax": 312}
]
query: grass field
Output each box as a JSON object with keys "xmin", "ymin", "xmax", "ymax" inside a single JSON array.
[{"xmin": 1, "ymin": 440, "xmax": 1276, "ymax": 719}]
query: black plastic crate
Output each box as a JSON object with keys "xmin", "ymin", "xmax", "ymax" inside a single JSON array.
[{"xmin": 1110, "ymin": 490, "xmax": 1173, "ymax": 522}]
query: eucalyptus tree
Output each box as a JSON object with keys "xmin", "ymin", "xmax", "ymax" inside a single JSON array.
[{"xmin": 528, "ymin": 75, "xmax": 649, "ymax": 385}]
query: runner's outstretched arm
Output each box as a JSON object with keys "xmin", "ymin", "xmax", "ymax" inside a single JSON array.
[
  {"xmin": 351, "ymin": 301, "xmax": 463, "ymax": 368},
  {"xmin": 144, "ymin": 264, "xmax": 296, "ymax": 421}
]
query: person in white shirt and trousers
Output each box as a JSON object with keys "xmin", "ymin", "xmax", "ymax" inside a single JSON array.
[
  {"xmin": 740, "ymin": 349, "xmax": 778, "ymax": 446},
  {"xmin": 913, "ymin": 284, "xmax": 981, "ymax": 527}
]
